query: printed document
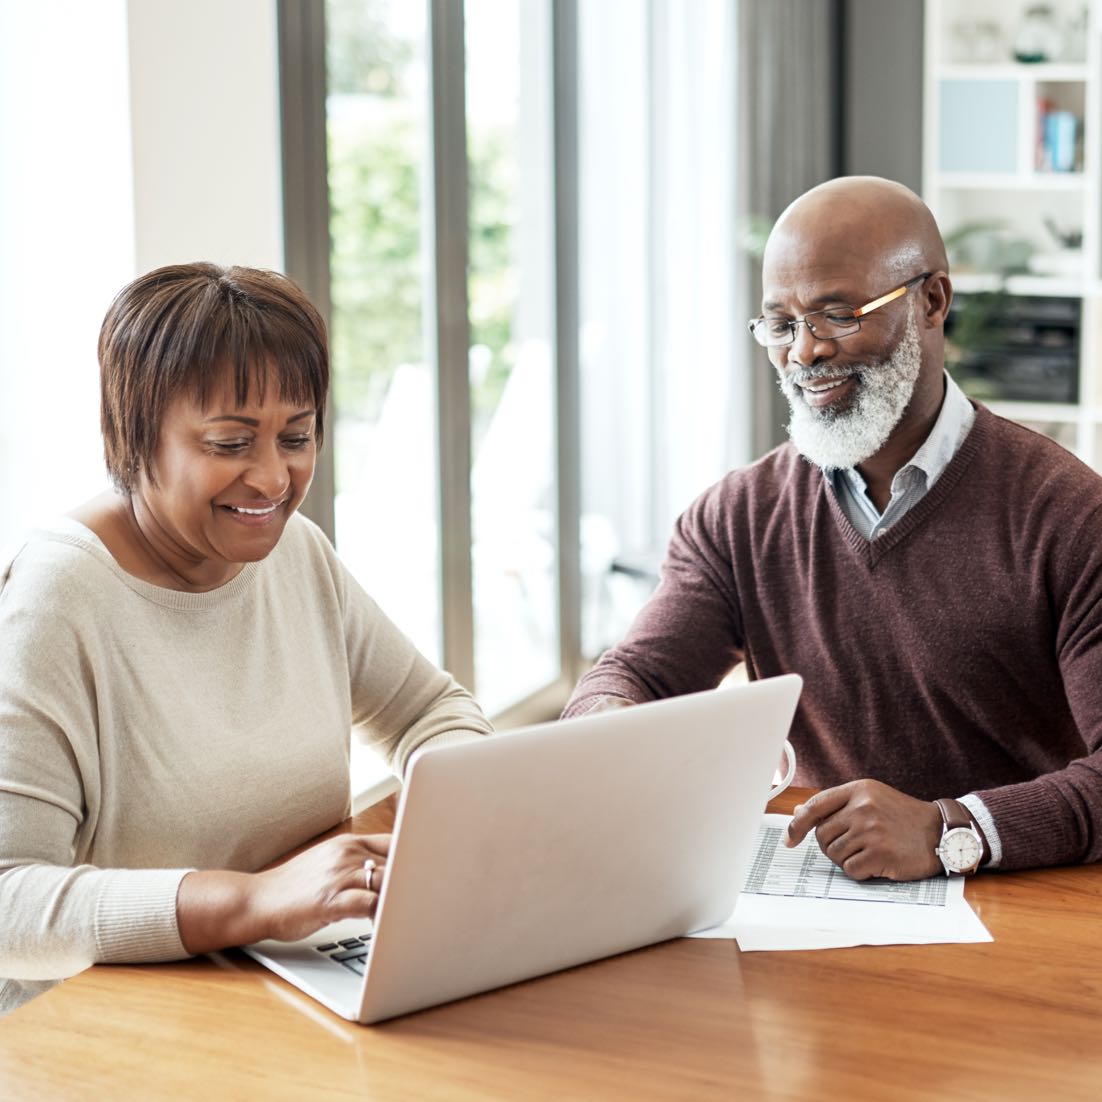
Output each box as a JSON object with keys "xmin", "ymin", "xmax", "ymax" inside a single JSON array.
[{"xmin": 692, "ymin": 814, "xmax": 993, "ymax": 950}]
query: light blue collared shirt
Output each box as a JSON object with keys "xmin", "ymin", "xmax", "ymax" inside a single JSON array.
[
  {"xmin": 831, "ymin": 371, "xmax": 975, "ymax": 541},
  {"xmin": 828, "ymin": 372, "xmax": 1002, "ymax": 867}
]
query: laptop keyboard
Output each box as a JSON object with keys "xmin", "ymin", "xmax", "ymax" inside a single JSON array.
[{"xmin": 315, "ymin": 934, "xmax": 374, "ymax": 976}]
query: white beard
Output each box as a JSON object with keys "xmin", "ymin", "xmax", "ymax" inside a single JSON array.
[{"xmin": 779, "ymin": 310, "xmax": 923, "ymax": 472}]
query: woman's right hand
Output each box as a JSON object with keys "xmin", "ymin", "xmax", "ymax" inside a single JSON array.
[
  {"xmin": 177, "ymin": 832, "xmax": 391, "ymax": 954},
  {"xmin": 249, "ymin": 832, "xmax": 391, "ymax": 942}
]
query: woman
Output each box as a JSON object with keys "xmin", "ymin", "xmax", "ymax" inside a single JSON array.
[{"xmin": 0, "ymin": 263, "xmax": 493, "ymax": 1016}]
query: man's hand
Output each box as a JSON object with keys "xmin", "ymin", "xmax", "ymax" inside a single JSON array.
[{"xmin": 784, "ymin": 779, "xmax": 943, "ymax": 881}]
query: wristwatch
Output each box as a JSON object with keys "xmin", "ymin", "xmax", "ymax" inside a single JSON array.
[{"xmin": 933, "ymin": 798, "xmax": 984, "ymax": 876}]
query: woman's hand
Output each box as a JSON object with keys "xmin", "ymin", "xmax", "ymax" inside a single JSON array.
[
  {"xmin": 177, "ymin": 833, "xmax": 391, "ymax": 954},
  {"xmin": 249, "ymin": 833, "xmax": 391, "ymax": 942}
]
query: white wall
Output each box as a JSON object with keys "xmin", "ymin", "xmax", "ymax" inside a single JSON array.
[
  {"xmin": 0, "ymin": 0, "xmax": 135, "ymax": 551},
  {"xmin": 0, "ymin": 0, "xmax": 283, "ymax": 553},
  {"xmin": 127, "ymin": 0, "xmax": 283, "ymax": 271}
]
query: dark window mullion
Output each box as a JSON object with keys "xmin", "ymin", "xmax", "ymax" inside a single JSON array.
[{"xmin": 428, "ymin": 0, "xmax": 475, "ymax": 689}]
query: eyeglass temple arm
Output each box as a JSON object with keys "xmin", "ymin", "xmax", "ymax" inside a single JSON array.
[
  {"xmin": 854, "ymin": 272, "xmax": 931, "ymax": 319},
  {"xmin": 853, "ymin": 284, "xmax": 907, "ymax": 318}
]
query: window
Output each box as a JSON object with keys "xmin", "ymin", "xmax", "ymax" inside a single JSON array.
[
  {"xmin": 0, "ymin": 0, "xmax": 748, "ymax": 733},
  {"xmin": 324, "ymin": 0, "xmax": 570, "ymax": 723},
  {"xmin": 326, "ymin": 0, "xmax": 442, "ymax": 664},
  {"xmin": 318, "ymin": 0, "xmax": 748, "ymax": 727},
  {"xmin": 465, "ymin": 0, "xmax": 558, "ymax": 714},
  {"xmin": 577, "ymin": 0, "xmax": 746, "ymax": 654}
]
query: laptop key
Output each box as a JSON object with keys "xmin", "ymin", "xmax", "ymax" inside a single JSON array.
[
  {"xmin": 331, "ymin": 948, "xmax": 370, "ymax": 963},
  {"xmin": 339, "ymin": 957, "xmax": 366, "ymax": 976},
  {"xmin": 315, "ymin": 943, "xmax": 339, "ymax": 952},
  {"xmin": 338, "ymin": 938, "xmax": 363, "ymax": 949}
]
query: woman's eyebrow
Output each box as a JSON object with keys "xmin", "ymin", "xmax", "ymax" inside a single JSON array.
[{"xmin": 202, "ymin": 410, "xmax": 314, "ymax": 427}]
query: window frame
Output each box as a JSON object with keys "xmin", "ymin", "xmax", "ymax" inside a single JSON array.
[{"xmin": 276, "ymin": 0, "xmax": 583, "ymax": 725}]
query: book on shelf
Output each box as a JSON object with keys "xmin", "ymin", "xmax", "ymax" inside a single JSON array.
[{"xmin": 1035, "ymin": 98, "xmax": 1080, "ymax": 173}]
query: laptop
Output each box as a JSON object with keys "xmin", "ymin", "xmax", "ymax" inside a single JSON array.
[{"xmin": 242, "ymin": 673, "xmax": 802, "ymax": 1024}]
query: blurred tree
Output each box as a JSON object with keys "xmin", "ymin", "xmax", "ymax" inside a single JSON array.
[
  {"xmin": 327, "ymin": 0, "xmax": 412, "ymax": 96},
  {"xmin": 326, "ymin": 0, "xmax": 515, "ymax": 444},
  {"xmin": 329, "ymin": 115, "xmax": 423, "ymax": 418},
  {"xmin": 467, "ymin": 129, "xmax": 516, "ymax": 442}
]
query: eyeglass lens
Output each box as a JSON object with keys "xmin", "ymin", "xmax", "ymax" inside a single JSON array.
[{"xmin": 753, "ymin": 310, "xmax": 859, "ymax": 347}]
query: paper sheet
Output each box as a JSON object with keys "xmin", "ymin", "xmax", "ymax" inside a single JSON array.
[{"xmin": 691, "ymin": 814, "xmax": 993, "ymax": 950}]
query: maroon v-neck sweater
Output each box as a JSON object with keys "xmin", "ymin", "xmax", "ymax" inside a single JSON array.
[{"xmin": 566, "ymin": 406, "xmax": 1102, "ymax": 871}]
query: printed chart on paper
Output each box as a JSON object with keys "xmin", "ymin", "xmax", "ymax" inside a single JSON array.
[{"xmin": 742, "ymin": 826, "xmax": 948, "ymax": 906}]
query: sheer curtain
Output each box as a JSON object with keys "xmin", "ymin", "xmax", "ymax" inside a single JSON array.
[
  {"xmin": 0, "ymin": 1, "xmax": 284, "ymax": 560},
  {"xmin": 578, "ymin": 0, "xmax": 745, "ymax": 655},
  {"xmin": 577, "ymin": 0, "xmax": 841, "ymax": 656},
  {"xmin": 0, "ymin": 1, "xmax": 134, "ymax": 557}
]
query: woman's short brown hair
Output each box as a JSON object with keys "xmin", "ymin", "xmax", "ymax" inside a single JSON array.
[{"xmin": 99, "ymin": 262, "xmax": 329, "ymax": 493}]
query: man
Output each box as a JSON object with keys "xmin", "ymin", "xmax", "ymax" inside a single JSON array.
[{"xmin": 564, "ymin": 176, "xmax": 1102, "ymax": 881}]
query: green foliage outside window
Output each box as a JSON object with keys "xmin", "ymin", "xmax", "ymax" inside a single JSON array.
[
  {"xmin": 329, "ymin": 117, "xmax": 423, "ymax": 419},
  {"xmin": 326, "ymin": 0, "xmax": 516, "ymax": 448}
]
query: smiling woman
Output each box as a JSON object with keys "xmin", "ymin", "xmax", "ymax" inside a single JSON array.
[
  {"xmin": 0, "ymin": 263, "xmax": 494, "ymax": 1016},
  {"xmin": 82, "ymin": 264, "xmax": 329, "ymax": 591},
  {"xmin": 105, "ymin": 384, "xmax": 316, "ymax": 590}
]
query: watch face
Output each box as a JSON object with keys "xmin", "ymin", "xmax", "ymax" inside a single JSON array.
[{"xmin": 940, "ymin": 827, "xmax": 983, "ymax": 872}]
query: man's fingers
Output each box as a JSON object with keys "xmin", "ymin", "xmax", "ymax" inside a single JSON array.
[
  {"xmin": 817, "ymin": 822, "xmax": 854, "ymax": 862},
  {"xmin": 838, "ymin": 851, "xmax": 873, "ymax": 881},
  {"xmin": 784, "ymin": 783, "xmax": 856, "ymax": 847},
  {"xmin": 785, "ymin": 804, "xmax": 815, "ymax": 846}
]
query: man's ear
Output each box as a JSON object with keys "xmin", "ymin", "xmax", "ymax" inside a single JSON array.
[{"xmin": 922, "ymin": 271, "xmax": 953, "ymax": 329}]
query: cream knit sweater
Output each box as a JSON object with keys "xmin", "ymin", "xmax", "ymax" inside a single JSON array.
[{"xmin": 0, "ymin": 513, "xmax": 492, "ymax": 1015}]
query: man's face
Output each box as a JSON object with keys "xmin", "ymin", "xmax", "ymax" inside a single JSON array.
[
  {"xmin": 777, "ymin": 309, "xmax": 923, "ymax": 472},
  {"xmin": 760, "ymin": 251, "xmax": 928, "ymax": 472}
]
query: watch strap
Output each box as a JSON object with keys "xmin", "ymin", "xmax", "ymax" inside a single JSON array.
[{"xmin": 935, "ymin": 797, "xmax": 972, "ymax": 832}]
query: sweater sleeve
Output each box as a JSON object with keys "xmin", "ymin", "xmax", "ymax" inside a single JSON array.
[
  {"xmin": 332, "ymin": 550, "xmax": 494, "ymax": 777},
  {"xmin": 969, "ymin": 507, "xmax": 1102, "ymax": 870},
  {"xmin": 563, "ymin": 483, "xmax": 745, "ymax": 719},
  {"xmin": 0, "ymin": 554, "xmax": 191, "ymax": 993}
]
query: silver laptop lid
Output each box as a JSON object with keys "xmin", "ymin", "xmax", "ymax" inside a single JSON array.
[{"xmin": 356, "ymin": 674, "xmax": 801, "ymax": 1023}]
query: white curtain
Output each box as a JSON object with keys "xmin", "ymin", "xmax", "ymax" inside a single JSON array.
[
  {"xmin": 0, "ymin": 1, "xmax": 134, "ymax": 556},
  {"xmin": 0, "ymin": 0, "xmax": 284, "ymax": 558}
]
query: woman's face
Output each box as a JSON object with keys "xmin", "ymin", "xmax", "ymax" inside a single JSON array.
[{"xmin": 133, "ymin": 365, "xmax": 317, "ymax": 588}]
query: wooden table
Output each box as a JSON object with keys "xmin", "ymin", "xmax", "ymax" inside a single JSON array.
[{"xmin": 3, "ymin": 788, "xmax": 1101, "ymax": 1101}]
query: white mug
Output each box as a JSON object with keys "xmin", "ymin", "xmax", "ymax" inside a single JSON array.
[{"xmin": 769, "ymin": 739, "xmax": 796, "ymax": 801}]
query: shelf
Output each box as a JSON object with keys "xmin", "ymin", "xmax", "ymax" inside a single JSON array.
[
  {"xmin": 938, "ymin": 63, "xmax": 1089, "ymax": 82},
  {"xmin": 927, "ymin": 0, "xmax": 1100, "ymax": 468},
  {"xmin": 951, "ymin": 273, "xmax": 1087, "ymax": 296},
  {"xmin": 935, "ymin": 172, "xmax": 1086, "ymax": 190}
]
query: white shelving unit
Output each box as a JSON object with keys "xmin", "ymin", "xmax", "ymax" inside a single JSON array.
[{"xmin": 923, "ymin": 0, "xmax": 1102, "ymax": 469}]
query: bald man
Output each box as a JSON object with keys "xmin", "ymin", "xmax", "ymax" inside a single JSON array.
[{"xmin": 564, "ymin": 176, "xmax": 1102, "ymax": 882}]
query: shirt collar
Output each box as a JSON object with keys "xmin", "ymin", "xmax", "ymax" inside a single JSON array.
[
  {"xmin": 830, "ymin": 371, "xmax": 975, "ymax": 496},
  {"xmin": 903, "ymin": 371, "xmax": 974, "ymax": 487}
]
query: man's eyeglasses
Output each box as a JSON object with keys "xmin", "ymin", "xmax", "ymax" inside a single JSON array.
[{"xmin": 747, "ymin": 272, "xmax": 931, "ymax": 348}]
